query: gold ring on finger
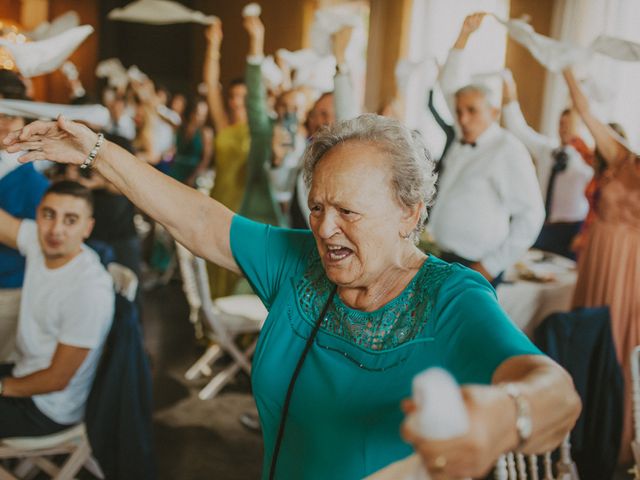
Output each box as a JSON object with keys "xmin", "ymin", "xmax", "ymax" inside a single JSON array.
[{"xmin": 433, "ymin": 455, "xmax": 447, "ymax": 470}]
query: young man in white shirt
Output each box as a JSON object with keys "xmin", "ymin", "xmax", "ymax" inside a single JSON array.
[
  {"xmin": 0, "ymin": 180, "xmax": 114, "ymax": 437},
  {"xmin": 502, "ymin": 74, "xmax": 593, "ymax": 259},
  {"xmin": 428, "ymin": 13, "xmax": 544, "ymax": 285}
]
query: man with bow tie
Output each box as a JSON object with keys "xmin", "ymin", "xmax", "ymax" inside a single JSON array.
[{"xmin": 428, "ymin": 13, "xmax": 544, "ymax": 285}]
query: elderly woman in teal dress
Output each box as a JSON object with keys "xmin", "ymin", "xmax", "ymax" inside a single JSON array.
[{"xmin": 6, "ymin": 112, "xmax": 580, "ymax": 479}]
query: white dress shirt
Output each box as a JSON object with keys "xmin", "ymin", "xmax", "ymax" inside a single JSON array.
[
  {"xmin": 502, "ymin": 101, "xmax": 593, "ymax": 223},
  {"xmin": 429, "ymin": 123, "xmax": 545, "ymax": 277},
  {"xmin": 430, "ymin": 48, "xmax": 544, "ymax": 277}
]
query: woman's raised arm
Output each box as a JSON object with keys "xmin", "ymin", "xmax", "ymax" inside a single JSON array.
[
  {"xmin": 4, "ymin": 117, "xmax": 241, "ymax": 274},
  {"xmin": 563, "ymin": 68, "xmax": 632, "ymax": 167}
]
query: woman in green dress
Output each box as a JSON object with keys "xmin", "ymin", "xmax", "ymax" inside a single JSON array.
[
  {"xmin": 168, "ymin": 96, "xmax": 213, "ymax": 187},
  {"xmin": 7, "ymin": 112, "xmax": 580, "ymax": 479},
  {"xmin": 203, "ymin": 21, "xmax": 250, "ymax": 298}
]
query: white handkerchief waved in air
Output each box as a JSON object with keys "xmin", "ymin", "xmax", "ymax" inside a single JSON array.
[
  {"xmin": 364, "ymin": 368, "xmax": 469, "ymax": 480},
  {"xmin": 591, "ymin": 35, "xmax": 640, "ymax": 62},
  {"xmin": 108, "ymin": 0, "xmax": 218, "ymax": 25},
  {"xmin": 0, "ymin": 99, "xmax": 111, "ymax": 129},
  {"xmin": 27, "ymin": 11, "xmax": 80, "ymax": 41},
  {"xmin": 494, "ymin": 16, "xmax": 592, "ymax": 72},
  {"xmin": 242, "ymin": 3, "xmax": 261, "ymax": 18},
  {"xmin": 395, "ymin": 58, "xmax": 439, "ymax": 94},
  {"xmin": 310, "ymin": 5, "xmax": 361, "ymax": 57},
  {"xmin": 277, "ymin": 49, "xmax": 336, "ymax": 93},
  {"xmin": 0, "ymin": 25, "xmax": 94, "ymax": 78},
  {"xmin": 96, "ymin": 58, "xmax": 130, "ymax": 90}
]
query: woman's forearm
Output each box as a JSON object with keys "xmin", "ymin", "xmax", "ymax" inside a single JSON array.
[
  {"xmin": 492, "ymin": 355, "xmax": 581, "ymax": 454},
  {"xmin": 563, "ymin": 69, "xmax": 630, "ymax": 166},
  {"xmin": 94, "ymin": 141, "xmax": 239, "ymax": 273}
]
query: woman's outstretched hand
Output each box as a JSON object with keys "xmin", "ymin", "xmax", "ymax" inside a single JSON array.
[{"xmin": 3, "ymin": 116, "xmax": 99, "ymax": 166}]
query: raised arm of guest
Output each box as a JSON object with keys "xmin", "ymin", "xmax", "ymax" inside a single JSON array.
[
  {"xmin": 204, "ymin": 20, "xmax": 229, "ymax": 133},
  {"xmin": 244, "ymin": 16, "xmax": 270, "ymax": 136},
  {"xmin": 502, "ymin": 74, "xmax": 556, "ymax": 156},
  {"xmin": 332, "ymin": 26, "xmax": 359, "ymax": 122},
  {"xmin": 428, "ymin": 89, "xmax": 455, "ymax": 159},
  {"xmin": 240, "ymin": 14, "xmax": 285, "ymax": 226},
  {"xmin": 439, "ymin": 13, "xmax": 487, "ymax": 116},
  {"xmin": 5, "ymin": 119, "xmax": 240, "ymax": 274},
  {"xmin": 563, "ymin": 68, "xmax": 634, "ymax": 167}
]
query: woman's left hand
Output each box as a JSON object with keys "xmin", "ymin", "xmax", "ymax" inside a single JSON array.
[
  {"xmin": 4, "ymin": 116, "xmax": 99, "ymax": 166},
  {"xmin": 401, "ymin": 385, "xmax": 516, "ymax": 479}
]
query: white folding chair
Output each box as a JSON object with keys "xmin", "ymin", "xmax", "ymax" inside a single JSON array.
[
  {"xmin": 176, "ymin": 242, "xmax": 267, "ymax": 400},
  {"xmin": 0, "ymin": 424, "xmax": 104, "ymax": 480},
  {"xmin": 494, "ymin": 434, "xmax": 579, "ymax": 480}
]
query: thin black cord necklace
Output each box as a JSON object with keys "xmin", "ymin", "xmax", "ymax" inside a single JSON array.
[{"xmin": 268, "ymin": 285, "xmax": 338, "ymax": 480}]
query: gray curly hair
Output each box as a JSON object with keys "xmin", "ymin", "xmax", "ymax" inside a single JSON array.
[{"xmin": 302, "ymin": 114, "xmax": 437, "ymax": 243}]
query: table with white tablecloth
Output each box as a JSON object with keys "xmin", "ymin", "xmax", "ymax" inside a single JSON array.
[{"xmin": 496, "ymin": 250, "xmax": 578, "ymax": 336}]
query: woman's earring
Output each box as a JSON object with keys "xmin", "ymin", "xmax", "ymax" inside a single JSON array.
[{"xmin": 400, "ymin": 231, "xmax": 411, "ymax": 239}]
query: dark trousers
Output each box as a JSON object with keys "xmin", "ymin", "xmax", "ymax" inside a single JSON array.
[
  {"xmin": 533, "ymin": 221, "xmax": 582, "ymax": 260},
  {"xmin": 0, "ymin": 363, "xmax": 70, "ymax": 438},
  {"xmin": 439, "ymin": 251, "xmax": 504, "ymax": 288}
]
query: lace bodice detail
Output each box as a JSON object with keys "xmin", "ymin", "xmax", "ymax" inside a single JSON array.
[{"xmin": 296, "ymin": 254, "xmax": 455, "ymax": 351}]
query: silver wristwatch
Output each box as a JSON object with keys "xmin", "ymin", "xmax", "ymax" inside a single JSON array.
[
  {"xmin": 0, "ymin": 379, "xmax": 4, "ymax": 396},
  {"xmin": 503, "ymin": 383, "xmax": 532, "ymax": 450}
]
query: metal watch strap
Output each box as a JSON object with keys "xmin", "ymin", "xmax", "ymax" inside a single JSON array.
[
  {"xmin": 503, "ymin": 383, "xmax": 532, "ymax": 450},
  {"xmin": 0, "ymin": 378, "xmax": 4, "ymax": 396},
  {"xmin": 80, "ymin": 132, "xmax": 104, "ymax": 170}
]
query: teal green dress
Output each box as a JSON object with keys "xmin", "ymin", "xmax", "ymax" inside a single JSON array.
[
  {"xmin": 169, "ymin": 128, "xmax": 204, "ymax": 184},
  {"xmin": 230, "ymin": 215, "xmax": 541, "ymax": 479}
]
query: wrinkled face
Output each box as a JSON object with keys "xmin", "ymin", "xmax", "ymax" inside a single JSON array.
[
  {"xmin": 455, "ymin": 91, "xmax": 496, "ymax": 143},
  {"xmin": 0, "ymin": 114, "xmax": 24, "ymax": 142},
  {"xmin": 306, "ymin": 94, "xmax": 335, "ymax": 136},
  {"xmin": 227, "ymin": 84, "xmax": 247, "ymax": 113},
  {"xmin": 36, "ymin": 193, "xmax": 94, "ymax": 267},
  {"xmin": 308, "ymin": 141, "xmax": 417, "ymax": 288},
  {"xmin": 558, "ymin": 110, "xmax": 579, "ymax": 146}
]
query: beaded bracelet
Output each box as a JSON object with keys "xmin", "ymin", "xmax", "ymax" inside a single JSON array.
[{"xmin": 80, "ymin": 133, "xmax": 104, "ymax": 170}]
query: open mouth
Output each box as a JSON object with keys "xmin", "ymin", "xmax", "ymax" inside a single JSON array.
[{"xmin": 325, "ymin": 245, "xmax": 353, "ymax": 263}]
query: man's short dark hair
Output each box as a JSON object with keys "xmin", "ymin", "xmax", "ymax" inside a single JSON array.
[
  {"xmin": 44, "ymin": 180, "xmax": 94, "ymax": 214},
  {"xmin": 0, "ymin": 69, "xmax": 28, "ymax": 100}
]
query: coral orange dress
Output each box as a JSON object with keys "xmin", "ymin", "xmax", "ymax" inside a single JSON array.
[{"xmin": 572, "ymin": 158, "xmax": 640, "ymax": 463}]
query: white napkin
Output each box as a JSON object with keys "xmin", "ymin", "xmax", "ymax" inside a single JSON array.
[
  {"xmin": 494, "ymin": 17, "xmax": 591, "ymax": 73},
  {"xmin": 260, "ymin": 55, "xmax": 284, "ymax": 90},
  {"xmin": 27, "ymin": 11, "xmax": 80, "ymax": 41},
  {"xmin": 364, "ymin": 368, "xmax": 469, "ymax": 480},
  {"xmin": 0, "ymin": 99, "xmax": 110, "ymax": 128},
  {"xmin": 310, "ymin": 5, "xmax": 361, "ymax": 57},
  {"xmin": 108, "ymin": 0, "xmax": 218, "ymax": 25},
  {"xmin": 0, "ymin": 25, "xmax": 94, "ymax": 78},
  {"xmin": 277, "ymin": 49, "xmax": 336, "ymax": 93},
  {"xmin": 242, "ymin": 3, "xmax": 261, "ymax": 18},
  {"xmin": 591, "ymin": 35, "xmax": 640, "ymax": 62},
  {"xmin": 96, "ymin": 58, "xmax": 130, "ymax": 90},
  {"xmin": 395, "ymin": 58, "xmax": 438, "ymax": 94},
  {"xmin": 495, "ymin": 16, "xmax": 640, "ymax": 73}
]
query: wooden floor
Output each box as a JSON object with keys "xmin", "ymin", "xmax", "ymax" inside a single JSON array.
[{"xmin": 142, "ymin": 282, "xmax": 263, "ymax": 480}]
